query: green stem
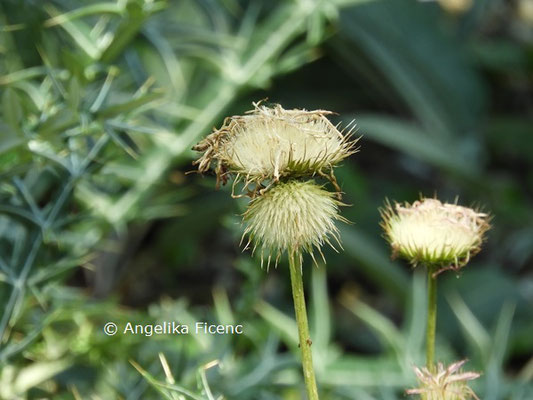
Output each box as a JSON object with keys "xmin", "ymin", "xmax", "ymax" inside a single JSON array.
[
  {"xmin": 426, "ymin": 266, "xmax": 437, "ymax": 369},
  {"xmin": 288, "ymin": 252, "xmax": 319, "ymax": 400}
]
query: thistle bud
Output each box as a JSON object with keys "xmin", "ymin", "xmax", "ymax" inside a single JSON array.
[
  {"xmin": 406, "ymin": 360, "xmax": 480, "ymax": 400},
  {"xmin": 380, "ymin": 198, "xmax": 490, "ymax": 270},
  {"xmin": 193, "ymin": 103, "xmax": 358, "ymax": 191},
  {"xmin": 241, "ymin": 180, "xmax": 346, "ymax": 267}
]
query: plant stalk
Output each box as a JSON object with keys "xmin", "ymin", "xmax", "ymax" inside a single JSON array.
[
  {"xmin": 288, "ymin": 251, "xmax": 319, "ymax": 400},
  {"xmin": 426, "ymin": 265, "xmax": 437, "ymax": 369}
]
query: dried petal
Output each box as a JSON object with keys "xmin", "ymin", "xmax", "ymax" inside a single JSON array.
[
  {"xmin": 406, "ymin": 361, "xmax": 481, "ymax": 400},
  {"xmin": 193, "ymin": 102, "xmax": 358, "ymax": 192}
]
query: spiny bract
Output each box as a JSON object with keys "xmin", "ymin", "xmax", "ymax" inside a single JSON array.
[
  {"xmin": 241, "ymin": 180, "xmax": 346, "ymax": 268},
  {"xmin": 380, "ymin": 198, "xmax": 490, "ymax": 270},
  {"xmin": 193, "ymin": 102, "xmax": 358, "ymax": 192},
  {"xmin": 406, "ymin": 360, "xmax": 480, "ymax": 400}
]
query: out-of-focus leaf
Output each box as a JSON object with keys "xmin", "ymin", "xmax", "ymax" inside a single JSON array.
[
  {"xmin": 38, "ymin": 108, "xmax": 79, "ymax": 137},
  {"xmin": 130, "ymin": 360, "xmax": 195, "ymax": 400},
  {"xmin": 67, "ymin": 77, "xmax": 81, "ymax": 110},
  {"xmin": 43, "ymin": 3, "xmax": 122, "ymax": 27},
  {"xmin": 255, "ymin": 300, "xmax": 298, "ymax": 348},
  {"xmin": 143, "ymin": 28, "xmax": 187, "ymax": 94},
  {"xmin": 484, "ymin": 303, "xmax": 516, "ymax": 400},
  {"xmin": 44, "ymin": 5, "xmax": 101, "ymax": 59},
  {"xmin": 89, "ymin": 67, "xmax": 119, "ymax": 113},
  {"xmin": 485, "ymin": 116, "xmax": 533, "ymax": 162},
  {"xmin": 340, "ymin": 291, "xmax": 404, "ymax": 358},
  {"xmin": 14, "ymin": 359, "xmax": 71, "ymax": 393},
  {"xmin": 322, "ymin": 356, "xmax": 406, "ymax": 387},
  {"xmin": 213, "ymin": 286, "xmax": 234, "ymax": 326},
  {"xmin": 311, "ymin": 266, "xmax": 331, "ymax": 353},
  {"xmin": 98, "ymin": 90, "xmax": 165, "ymax": 118},
  {"xmin": 0, "ymin": 67, "xmax": 48, "ymax": 85},
  {"xmin": 447, "ymin": 292, "xmax": 491, "ymax": 361},
  {"xmin": 351, "ymin": 114, "xmax": 480, "ymax": 179},
  {"xmin": 2, "ymin": 88, "xmax": 22, "ymax": 132},
  {"xmin": 276, "ymin": 43, "xmax": 322, "ymax": 76},
  {"xmin": 104, "ymin": 125, "xmax": 139, "ymax": 159},
  {"xmin": 336, "ymin": 1, "xmax": 485, "ymax": 143},
  {"xmin": 100, "ymin": 2, "xmax": 154, "ymax": 63},
  {"xmin": 470, "ymin": 39, "xmax": 530, "ymax": 72},
  {"xmin": 0, "ymin": 121, "xmax": 24, "ymax": 154},
  {"xmin": 403, "ymin": 271, "xmax": 426, "ymax": 365},
  {"xmin": 340, "ymin": 226, "xmax": 409, "ymax": 301}
]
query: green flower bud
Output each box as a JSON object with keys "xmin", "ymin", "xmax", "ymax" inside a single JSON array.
[
  {"xmin": 406, "ymin": 360, "xmax": 480, "ymax": 400},
  {"xmin": 193, "ymin": 103, "xmax": 358, "ymax": 192},
  {"xmin": 241, "ymin": 180, "xmax": 346, "ymax": 268},
  {"xmin": 380, "ymin": 198, "xmax": 490, "ymax": 270}
]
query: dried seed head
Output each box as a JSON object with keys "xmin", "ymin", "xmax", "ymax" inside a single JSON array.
[
  {"xmin": 241, "ymin": 180, "xmax": 346, "ymax": 268},
  {"xmin": 406, "ymin": 360, "xmax": 480, "ymax": 400},
  {"xmin": 380, "ymin": 198, "xmax": 490, "ymax": 270},
  {"xmin": 193, "ymin": 102, "xmax": 358, "ymax": 192}
]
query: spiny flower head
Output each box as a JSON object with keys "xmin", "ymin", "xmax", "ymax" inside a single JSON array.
[
  {"xmin": 380, "ymin": 198, "xmax": 490, "ymax": 270},
  {"xmin": 193, "ymin": 102, "xmax": 358, "ymax": 192},
  {"xmin": 241, "ymin": 180, "xmax": 346, "ymax": 268},
  {"xmin": 406, "ymin": 360, "xmax": 480, "ymax": 400}
]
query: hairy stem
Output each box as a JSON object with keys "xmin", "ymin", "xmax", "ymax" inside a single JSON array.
[
  {"xmin": 426, "ymin": 265, "xmax": 437, "ymax": 369},
  {"xmin": 288, "ymin": 252, "xmax": 319, "ymax": 400}
]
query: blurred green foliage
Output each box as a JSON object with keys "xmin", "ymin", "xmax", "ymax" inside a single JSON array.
[{"xmin": 0, "ymin": 0, "xmax": 532, "ymax": 399}]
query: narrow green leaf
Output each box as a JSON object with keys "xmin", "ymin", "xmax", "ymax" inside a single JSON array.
[
  {"xmin": 0, "ymin": 67, "xmax": 48, "ymax": 86},
  {"xmin": 311, "ymin": 266, "xmax": 331, "ymax": 352},
  {"xmin": 143, "ymin": 29, "xmax": 187, "ymax": 93},
  {"xmin": 45, "ymin": 5, "xmax": 101, "ymax": 59},
  {"xmin": 89, "ymin": 66, "xmax": 119, "ymax": 112},
  {"xmin": 212, "ymin": 286, "xmax": 234, "ymax": 326},
  {"xmin": 97, "ymin": 90, "xmax": 165, "ymax": 118},
  {"xmin": 13, "ymin": 177, "xmax": 44, "ymax": 223},
  {"xmin": 38, "ymin": 107, "xmax": 79, "ymax": 137},
  {"xmin": 351, "ymin": 114, "xmax": 479, "ymax": 179},
  {"xmin": 484, "ymin": 303, "xmax": 516, "ymax": 400},
  {"xmin": 43, "ymin": 3, "xmax": 122, "ymax": 27},
  {"xmin": 14, "ymin": 360, "xmax": 71, "ymax": 393},
  {"xmin": 100, "ymin": 2, "xmax": 151, "ymax": 63},
  {"xmin": 340, "ymin": 293, "xmax": 404, "ymax": 357},
  {"xmin": 104, "ymin": 125, "xmax": 139, "ymax": 159},
  {"xmin": 254, "ymin": 300, "xmax": 298, "ymax": 348},
  {"xmin": 323, "ymin": 356, "xmax": 406, "ymax": 387},
  {"xmin": 340, "ymin": 226, "xmax": 409, "ymax": 301},
  {"xmin": 0, "ymin": 205, "xmax": 43, "ymax": 227},
  {"xmin": 0, "ymin": 121, "xmax": 24, "ymax": 154},
  {"xmin": 137, "ymin": 204, "xmax": 187, "ymax": 220},
  {"xmin": 490, "ymin": 302, "xmax": 515, "ymax": 367},
  {"xmin": 130, "ymin": 360, "xmax": 180, "ymax": 400},
  {"xmin": 67, "ymin": 77, "xmax": 82, "ymax": 110},
  {"xmin": 403, "ymin": 271, "xmax": 426, "ymax": 364},
  {"xmin": 2, "ymin": 88, "xmax": 23, "ymax": 132},
  {"xmin": 447, "ymin": 292, "xmax": 491, "ymax": 360},
  {"xmin": 337, "ymin": 3, "xmax": 483, "ymax": 141},
  {"xmin": 27, "ymin": 139, "xmax": 71, "ymax": 172},
  {"xmin": 276, "ymin": 43, "xmax": 321, "ymax": 76},
  {"xmin": 131, "ymin": 360, "xmax": 205, "ymax": 400},
  {"xmin": 10, "ymin": 81, "xmax": 45, "ymax": 111}
]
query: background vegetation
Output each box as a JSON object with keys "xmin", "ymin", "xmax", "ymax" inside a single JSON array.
[{"xmin": 0, "ymin": 0, "xmax": 532, "ymax": 398}]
